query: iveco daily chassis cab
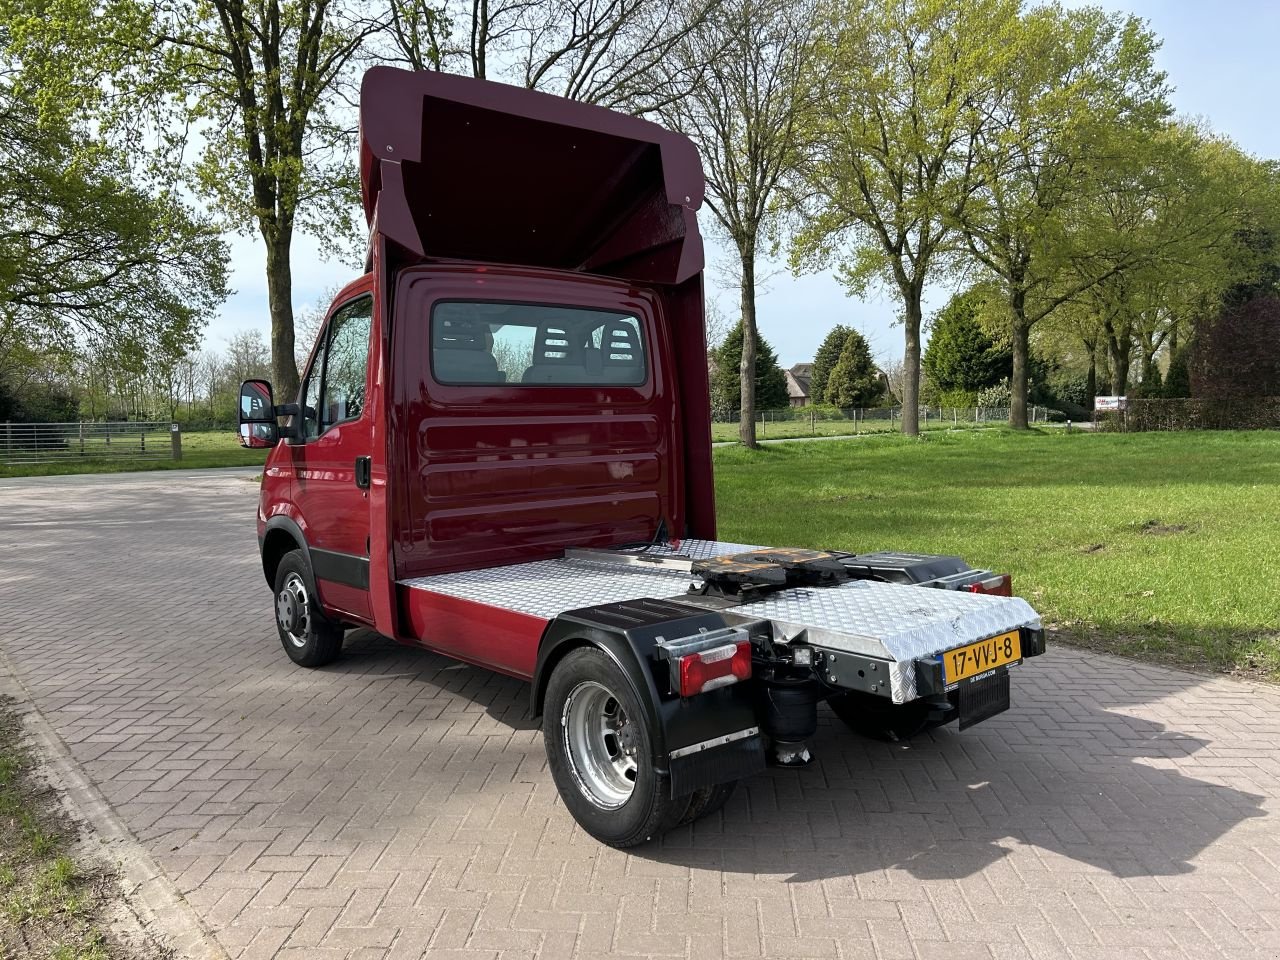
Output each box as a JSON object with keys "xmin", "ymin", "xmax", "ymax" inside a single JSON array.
[{"xmin": 238, "ymin": 67, "xmax": 1046, "ymax": 847}]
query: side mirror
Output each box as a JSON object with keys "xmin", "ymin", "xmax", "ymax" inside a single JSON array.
[{"xmin": 238, "ymin": 379, "xmax": 279, "ymax": 448}]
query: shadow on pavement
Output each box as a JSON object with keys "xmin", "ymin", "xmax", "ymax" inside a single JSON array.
[{"xmin": 334, "ymin": 632, "xmax": 1265, "ymax": 884}]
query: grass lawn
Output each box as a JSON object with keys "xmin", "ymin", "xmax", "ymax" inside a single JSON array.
[
  {"xmin": 714, "ymin": 429, "xmax": 1280, "ymax": 680},
  {"xmin": 0, "ymin": 430, "xmax": 266, "ymax": 479},
  {"xmin": 709, "ymin": 414, "xmax": 1012, "ymax": 443}
]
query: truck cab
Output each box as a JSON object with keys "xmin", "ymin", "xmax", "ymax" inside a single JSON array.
[{"xmin": 239, "ymin": 67, "xmax": 1045, "ymax": 847}]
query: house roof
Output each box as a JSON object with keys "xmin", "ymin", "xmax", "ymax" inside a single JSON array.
[{"xmin": 786, "ymin": 363, "xmax": 813, "ymax": 400}]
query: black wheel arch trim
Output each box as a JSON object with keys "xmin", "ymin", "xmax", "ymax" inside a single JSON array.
[
  {"xmin": 259, "ymin": 516, "xmax": 311, "ymax": 588},
  {"xmin": 531, "ymin": 599, "xmax": 763, "ymax": 779}
]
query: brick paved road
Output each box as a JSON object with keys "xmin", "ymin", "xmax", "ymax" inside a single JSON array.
[{"xmin": 1, "ymin": 470, "xmax": 1278, "ymax": 959}]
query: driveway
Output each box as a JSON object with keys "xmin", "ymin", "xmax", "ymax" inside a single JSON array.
[{"xmin": 0, "ymin": 470, "xmax": 1276, "ymax": 959}]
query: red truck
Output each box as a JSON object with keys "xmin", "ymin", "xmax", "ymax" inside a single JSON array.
[{"xmin": 238, "ymin": 67, "xmax": 1045, "ymax": 847}]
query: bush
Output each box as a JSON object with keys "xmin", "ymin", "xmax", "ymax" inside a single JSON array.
[
  {"xmin": 976, "ymin": 378, "xmax": 1012, "ymax": 408},
  {"xmin": 1125, "ymin": 397, "xmax": 1280, "ymax": 431},
  {"xmin": 933, "ymin": 387, "xmax": 978, "ymax": 409}
]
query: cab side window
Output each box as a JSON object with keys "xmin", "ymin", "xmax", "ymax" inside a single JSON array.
[
  {"xmin": 300, "ymin": 341, "xmax": 327, "ymax": 440},
  {"xmin": 322, "ymin": 299, "xmax": 373, "ymax": 428},
  {"xmin": 297, "ymin": 295, "xmax": 372, "ymax": 439}
]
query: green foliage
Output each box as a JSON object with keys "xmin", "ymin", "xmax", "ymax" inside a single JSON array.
[
  {"xmin": 792, "ymin": 0, "xmax": 1019, "ymax": 432},
  {"xmin": 1044, "ymin": 371, "xmax": 1090, "ymax": 417},
  {"xmin": 1134, "ymin": 364, "xmax": 1164, "ymax": 398},
  {"xmin": 711, "ymin": 321, "xmax": 790, "ymax": 413},
  {"xmin": 810, "ymin": 324, "xmax": 853, "ymax": 403},
  {"xmin": 1164, "ymin": 344, "xmax": 1192, "ymax": 398},
  {"xmin": 0, "ymin": 81, "xmax": 227, "ymax": 369},
  {"xmin": 823, "ymin": 327, "xmax": 884, "ymax": 408},
  {"xmin": 976, "ymin": 378, "xmax": 1011, "ymax": 408},
  {"xmin": 923, "ymin": 290, "xmax": 1011, "ymax": 394}
]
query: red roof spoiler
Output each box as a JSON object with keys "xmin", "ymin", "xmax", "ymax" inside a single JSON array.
[{"xmin": 359, "ymin": 67, "xmax": 705, "ymax": 285}]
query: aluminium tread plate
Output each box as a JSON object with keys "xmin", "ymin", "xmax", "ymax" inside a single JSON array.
[
  {"xmin": 398, "ymin": 539, "xmax": 758, "ymax": 620},
  {"xmin": 400, "ymin": 540, "xmax": 1040, "ymax": 701}
]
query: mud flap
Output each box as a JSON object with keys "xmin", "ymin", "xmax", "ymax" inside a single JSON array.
[{"xmin": 957, "ymin": 669, "xmax": 1011, "ymax": 731}]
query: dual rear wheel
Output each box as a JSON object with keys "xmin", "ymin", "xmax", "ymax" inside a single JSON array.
[{"xmin": 543, "ymin": 648, "xmax": 736, "ymax": 848}]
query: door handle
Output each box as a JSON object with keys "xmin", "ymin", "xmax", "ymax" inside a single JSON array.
[{"xmin": 355, "ymin": 456, "xmax": 371, "ymax": 489}]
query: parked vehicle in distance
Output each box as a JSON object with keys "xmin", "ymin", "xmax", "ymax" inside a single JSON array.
[{"xmin": 238, "ymin": 67, "xmax": 1045, "ymax": 847}]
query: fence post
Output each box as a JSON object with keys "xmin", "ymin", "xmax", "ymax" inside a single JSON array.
[
  {"xmin": 810, "ymin": 407, "xmax": 815, "ymax": 435},
  {"xmin": 140, "ymin": 427, "xmax": 146, "ymax": 453},
  {"xmin": 78, "ymin": 422, "xmax": 85, "ymax": 456},
  {"xmin": 171, "ymin": 423, "xmax": 183, "ymax": 461}
]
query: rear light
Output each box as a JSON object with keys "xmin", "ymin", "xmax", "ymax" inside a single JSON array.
[
  {"xmin": 967, "ymin": 574, "xmax": 1012, "ymax": 597},
  {"xmin": 678, "ymin": 641, "xmax": 752, "ymax": 697}
]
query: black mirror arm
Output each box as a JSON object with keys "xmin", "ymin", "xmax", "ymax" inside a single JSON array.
[{"xmin": 274, "ymin": 403, "xmax": 300, "ymax": 417}]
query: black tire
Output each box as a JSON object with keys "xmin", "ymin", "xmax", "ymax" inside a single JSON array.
[
  {"xmin": 827, "ymin": 692, "xmax": 950, "ymax": 742},
  {"xmin": 543, "ymin": 648, "xmax": 689, "ymax": 847},
  {"xmin": 273, "ymin": 550, "xmax": 345, "ymax": 667},
  {"xmin": 680, "ymin": 780, "xmax": 738, "ymax": 825}
]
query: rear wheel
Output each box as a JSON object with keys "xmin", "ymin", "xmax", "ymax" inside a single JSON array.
[
  {"xmin": 827, "ymin": 692, "xmax": 951, "ymax": 742},
  {"xmin": 543, "ymin": 648, "xmax": 689, "ymax": 847},
  {"xmin": 274, "ymin": 551, "xmax": 345, "ymax": 667},
  {"xmin": 680, "ymin": 781, "xmax": 738, "ymax": 825}
]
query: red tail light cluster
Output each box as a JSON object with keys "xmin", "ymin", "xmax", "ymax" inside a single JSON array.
[
  {"xmin": 678, "ymin": 641, "xmax": 752, "ymax": 697},
  {"xmin": 967, "ymin": 574, "xmax": 1013, "ymax": 597}
]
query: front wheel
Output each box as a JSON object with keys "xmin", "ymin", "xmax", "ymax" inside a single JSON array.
[
  {"xmin": 273, "ymin": 551, "xmax": 345, "ymax": 667},
  {"xmin": 543, "ymin": 648, "xmax": 689, "ymax": 847}
]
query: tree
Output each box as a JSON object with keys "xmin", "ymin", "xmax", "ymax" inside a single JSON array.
[
  {"xmin": 4, "ymin": 0, "xmax": 381, "ymax": 401},
  {"xmin": 1191, "ymin": 296, "xmax": 1280, "ymax": 399},
  {"xmin": 387, "ymin": 0, "xmax": 717, "ymax": 114},
  {"xmin": 810, "ymin": 325, "xmax": 853, "ymax": 404},
  {"xmin": 823, "ymin": 328, "xmax": 883, "ymax": 408},
  {"xmin": 0, "ymin": 67, "xmax": 228, "ymax": 372},
  {"xmin": 792, "ymin": 0, "xmax": 1015, "ymax": 436},
  {"xmin": 1163, "ymin": 343, "xmax": 1192, "ymax": 398},
  {"xmin": 956, "ymin": 5, "xmax": 1170, "ymax": 428},
  {"xmin": 660, "ymin": 0, "xmax": 816, "ymax": 447},
  {"xmin": 922, "ymin": 289, "xmax": 1010, "ymax": 399},
  {"xmin": 710, "ymin": 320, "xmax": 789, "ymax": 414}
]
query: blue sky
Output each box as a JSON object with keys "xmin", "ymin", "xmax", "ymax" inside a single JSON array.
[{"xmin": 205, "ymin": 1, "xmax": 1280, "ymax": 368}]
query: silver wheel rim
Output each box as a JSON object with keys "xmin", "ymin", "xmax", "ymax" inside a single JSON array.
[
  {"xmin": 561, "ymin": 680, "xmax": 639, "ymax": 809},
  {"xmin": 276, "ymin": 572, "xmax": 311, "ymax": 649}
]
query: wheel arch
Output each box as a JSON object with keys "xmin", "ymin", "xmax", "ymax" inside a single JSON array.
[
  {"xmin": 532, "ymin": 628, "xmax": 667, "ymax": 759},
  {"xmin": 260, "ymin": 516, "xmax": 312, "ymax": 589}
]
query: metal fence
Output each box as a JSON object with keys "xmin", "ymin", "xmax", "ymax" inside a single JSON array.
[
  {"xmin": 710, "ymin": 405, "xmax": 1060, "ymax": 440},
  {"xmin": 1, "ymin": 421, "xmax": 179, "ymax": 465}
]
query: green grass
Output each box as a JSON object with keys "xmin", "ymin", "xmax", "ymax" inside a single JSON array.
[
  {"xmin": 710, "ymin": 414, "xmax": 1019, "ymax": 443},
  {"xmin": 713, "ymin": 429, "xmax": 1280, "ymax": 679},
  {"xmin": 0, "ymin": 429, "xmax": 266, "ymax": 478},
  {"xmin": 0, "ymin": 702, "xmax": 121, "ymax": 959}
]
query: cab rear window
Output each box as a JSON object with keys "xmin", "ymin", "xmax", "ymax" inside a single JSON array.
[{"xmin": 431, "ymin": 301, "xmax": 647, "ymax": 386}]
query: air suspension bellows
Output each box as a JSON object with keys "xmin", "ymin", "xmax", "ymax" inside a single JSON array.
[{"xmin": 757, "ymin": 677, "xmax": 822, "ymax": 766}]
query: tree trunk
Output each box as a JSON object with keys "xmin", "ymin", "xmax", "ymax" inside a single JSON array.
[
  {"xmin": 1110, "ymin": 344, "xmax": 1130, "ymax": 395},
  {"xmin": 264, "ymin": 229, "xmax": 300, "ymax": 402},
  {"xmin": 738, "ymin": 247, "xmax": 758, "ymax": 448},
  {"xmin": 1085, "ymin": 340, "xmax": 1097, "ymax": 406},
  {"xmin": 1009, "ymin": 291, "xmax": 1030, "ymax": 430},
  {"xmin": 900, "ymin": 288, "xmax": 921, "ymax": 436}
]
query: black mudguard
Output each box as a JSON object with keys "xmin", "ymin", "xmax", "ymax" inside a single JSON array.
[{"xmin": 531, "ymin": 598, "xmax": 766, "ymax": 797}]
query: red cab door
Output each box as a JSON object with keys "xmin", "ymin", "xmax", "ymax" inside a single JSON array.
[{"xmin": 290, "ymin": 290, "xmax": 375, "ymax": 623}]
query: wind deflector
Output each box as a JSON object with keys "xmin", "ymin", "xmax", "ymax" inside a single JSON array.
[{"xmin": 359, "ymin": 67, "xmax": 705, "ymax": 284}]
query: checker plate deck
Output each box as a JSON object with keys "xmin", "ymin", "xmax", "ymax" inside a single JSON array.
[{"xmin": 400, "ymin": 540, "xmax": 1040, "ymax": 701}]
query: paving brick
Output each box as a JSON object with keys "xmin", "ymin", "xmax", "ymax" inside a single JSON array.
[{"xmin": 3, "ymin": 469, "xmax": 1280, "ymax": 959}]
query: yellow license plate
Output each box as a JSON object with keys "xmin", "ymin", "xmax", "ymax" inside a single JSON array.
[{"xmin": 941, "ymin": 630, "xmax": 1022, "ymax": 684}]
